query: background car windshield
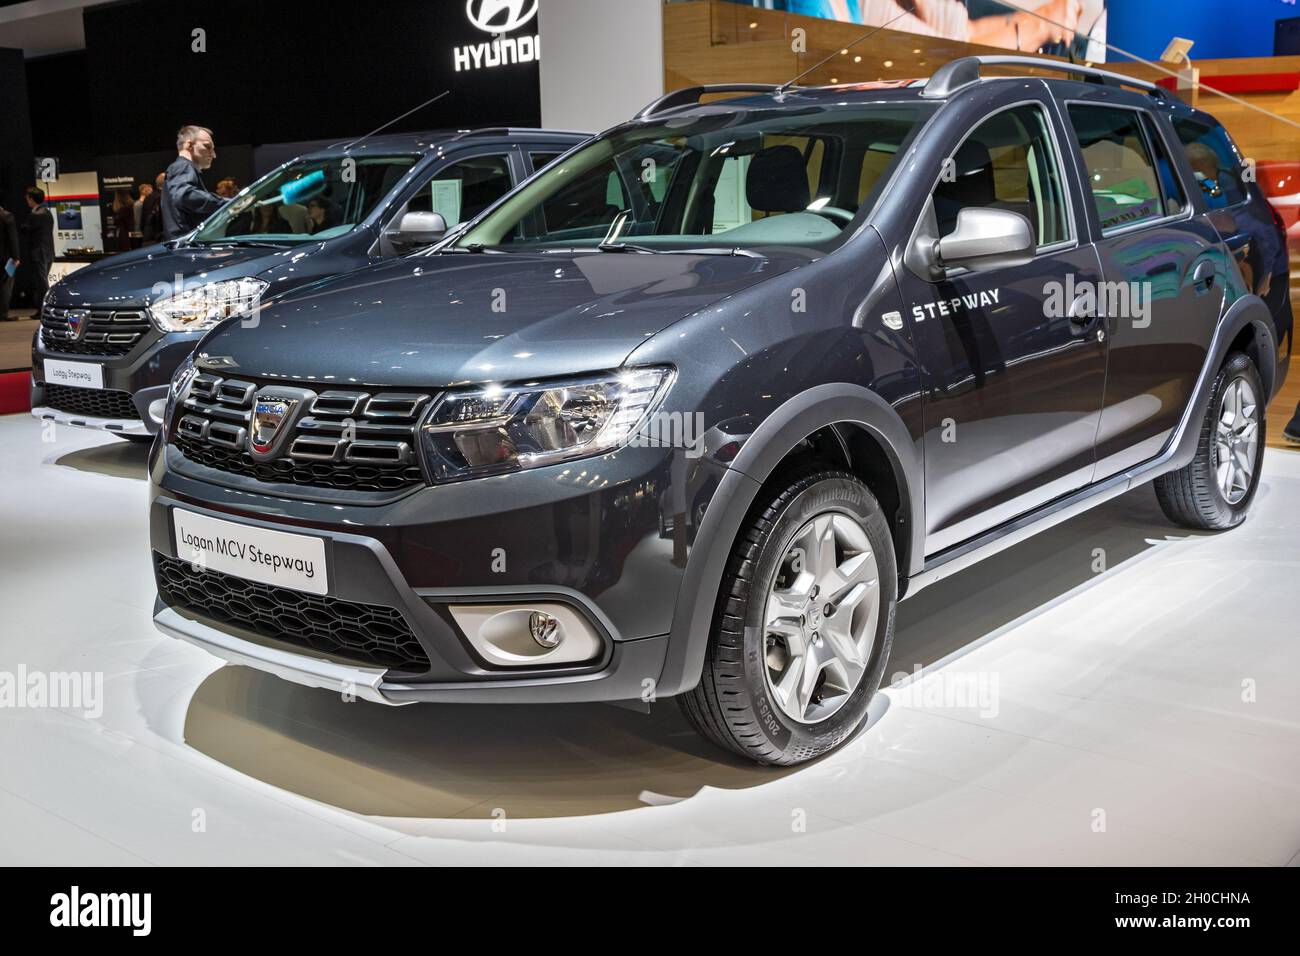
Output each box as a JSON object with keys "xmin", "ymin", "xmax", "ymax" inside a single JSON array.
[
  {"xmin": 194, "ymin": 155, "xmax": 418, "ymax": 243},
  {"xmin": 455, "ymin": 105, "xmax": 926, "ymax": 253}
]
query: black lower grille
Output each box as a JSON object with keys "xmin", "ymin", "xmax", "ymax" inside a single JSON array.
[
  {"xmin": 154, "ymin": 553, "xmax": 430, "ymax": 673},
  {"xmin": 43, "ymin": 383, "xmax": 140, "ymax": 420}
]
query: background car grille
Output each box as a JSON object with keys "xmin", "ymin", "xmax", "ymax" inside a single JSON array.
[
  {"xmin": 173, "ymin": 373, "xmax": 430, "ymax": 493},
  {"xmin": 154, "ymin": 553, "xmax": 431, "ymax": 673},
  {"xmin": 42, "ymin": 383, "xmax": 140, "ymax": 420},
  {"xmin": 41, "ymin": 306, "xmax": 151, "ymax": 356}
]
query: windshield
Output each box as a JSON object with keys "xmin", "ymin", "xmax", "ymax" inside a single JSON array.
[
  {"xmin": 193, "ymin": 154, "xmax": 419, "ymax": 244},
  {"xmin": 454, "ymin": 104, "xmax": 927, "ymax": 254}
]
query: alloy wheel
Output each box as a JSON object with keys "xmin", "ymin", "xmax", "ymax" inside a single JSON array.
[
  {"xmin": 1214, "ymin": 376, "xmax": 1259, "ymax": 505},
  {"xmin": 761, "ymin": 511, "xmax": 880, "ymax": 724}
]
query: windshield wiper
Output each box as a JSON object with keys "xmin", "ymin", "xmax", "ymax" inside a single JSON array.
[
  {"xmin": 596, "ymin": 242, "xmax": 659, "ymax": 254},
  {"xmin": 442, "ymin": 243, "xmax": 511, "ymax": 254},
  {"xmin": 210, "ymin": 238, "xmax": 292, "ymax": 248}
]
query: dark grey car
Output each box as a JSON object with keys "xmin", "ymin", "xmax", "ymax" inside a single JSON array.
[
  {"xmin": 148, "ymin": 57, "xmax": 1290, "ymax": 765},
  {"xmin": 31, "ymin": 128, "xmax": 587, "ymax": 439}
]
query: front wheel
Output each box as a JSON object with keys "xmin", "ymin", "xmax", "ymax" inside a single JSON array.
[
  {"xmin": 1154, "ymin": 351, "xmax": 1265, "ymax": 530},
  {"xmin": 680, "ymin": 469, "xmax": 896, "ymax": 765}
]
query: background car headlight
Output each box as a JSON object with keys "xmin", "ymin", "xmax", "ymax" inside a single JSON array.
[
  {"xmin": 420, "ymin": 367, "xmax": 673, "ymax": 481},
  {"xmin": 149, "ymin": 277, "xmax": 267, "ymax": 332},
  {"xmin": 162, "ymin": 354, "xmax": 198, "ymax": 434}
]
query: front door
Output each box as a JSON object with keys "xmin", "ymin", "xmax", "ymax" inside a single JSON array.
[{"xmin": 896, "ymin": 99, "xmax": 1109, "ymax": 555}]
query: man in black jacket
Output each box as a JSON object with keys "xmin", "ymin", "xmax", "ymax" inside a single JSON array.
[
  {"xmin": 161, "ymin": 125, "xmax": 225, "ymax": 240},
  {"xmin": 0, "ymin": 202, "xmax": 20, "ymax": 320},
  {"xmin": 19, "ymin": 188, "xmax": 54, "ymax": 310}
]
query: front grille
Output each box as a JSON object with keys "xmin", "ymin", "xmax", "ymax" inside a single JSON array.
[
  {"xmin": 43, "ymin": 383, "xmax": 140, "ymax": 420},
  {"xmin": 41, "ymin": 306, "xmax": 151, "ymax": 356},
  {"xmin": 173, "ymin": 373, "xmax": 430, "ymax": 493},
  {"xmin": 154, "ymin": 553, "xmax": 430, "ymax": 673}
]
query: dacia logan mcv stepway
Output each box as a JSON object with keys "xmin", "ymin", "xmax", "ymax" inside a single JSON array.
[
  {"xmin": 32, "ymin": 128, "xmax": 586, "ymax": 440},
  {"xmin": 148, "ymin": 57, "xmax": 1290, "ymax": 764}
]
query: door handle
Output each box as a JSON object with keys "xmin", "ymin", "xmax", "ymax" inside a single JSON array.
[
  {"xmin": 1192, "ymin": 259, "xmax": 1216, "ymax": 293},
  {"xmin": 1067, "ymin": 292, "xmax": 1099, "ymax": 334}
]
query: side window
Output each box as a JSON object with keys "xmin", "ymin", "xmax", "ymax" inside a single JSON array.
[
  {"xmin": 1141, "ymin": 114, "xmax": 1187, "ymax": 215},
  {"xmin": 933, "ymin": 104, "xmax": 1070, "ymax": 247},
  {"xmin": 1172, "ymin": 117, "xmax": 1249, "ymax": 208},
  {"xmin": 1067, "ymin": 105, "xmax": 1167, "ymax": 232},
  {"xmin": 407, "ymin": 154, "xmax": 513, "ymax": 228},
  {"xmin": 531, "ymin": 152, "xmax": 561, "ymax": 173}
]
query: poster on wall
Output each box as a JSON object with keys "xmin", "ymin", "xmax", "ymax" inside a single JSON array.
[
  {"xmin": 35, "ymin": 170, "xmax": 106, "ymax": 257},
  {"xmin": 51, "ymin": 198, "xmax": 104, "ymax": 256},
  {"xmin": 758, "ymin": 0, "xmax": 1108, "ymax": 61}
]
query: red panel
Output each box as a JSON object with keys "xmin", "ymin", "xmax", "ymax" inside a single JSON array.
[
  {"xmin": 0, "ymin": 371, "xmax": 31, "ymax": 416},
  {"xmin": 1200, "ymin": 72, "xmax": 1300, "ymax": 94}
]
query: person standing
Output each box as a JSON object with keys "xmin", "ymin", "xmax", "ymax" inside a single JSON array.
[
  {"xmin": 0, "ymin": 203, "xmax": 20, "ymax": 321},
  {"xmin": 161, "ymin": 125, "xmax": 225, "ymax": 240},
  {"xmin": 19, "ymin": 188, "xmax": 55, "ymax": 310},
  {"xmin": 140, "ymin": 172, "xmax": 165, "ymax": 243}
]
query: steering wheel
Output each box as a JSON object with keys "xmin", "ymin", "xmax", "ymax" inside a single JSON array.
[{"xmin": 810, "ymin": 205, "xmax": 854, "ymax": 223}]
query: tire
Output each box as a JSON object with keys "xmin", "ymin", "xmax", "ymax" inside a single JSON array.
[
  {"xmin": 680, "ymin": 468, "xmax": 897, "ymax": 765},
  {"xmin": 1154, "ymin": 351, "xmax": 1265, "ymax": 531}
]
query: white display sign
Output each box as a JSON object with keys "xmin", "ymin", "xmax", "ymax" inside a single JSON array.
[
  {"xmin": 43, "ymin": 359, "xmax": 104, "ymax": 390},
  {"xmin": 172, "ymin": 509, "xmax": 328, "ymax": 596}
]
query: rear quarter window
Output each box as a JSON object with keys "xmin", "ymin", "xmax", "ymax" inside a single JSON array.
[{"xmin": 1172, "ymin": 117, "xmax": 1250, "ymax": 208}]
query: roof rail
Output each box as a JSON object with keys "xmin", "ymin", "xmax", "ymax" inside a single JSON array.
[
  {"xmin": 635, "ymin": 84, "xmax": 786, "ymax": 119},
  {"xmin": 921, "ymin": 55, "xmax": 1163, "ymax": 99}
]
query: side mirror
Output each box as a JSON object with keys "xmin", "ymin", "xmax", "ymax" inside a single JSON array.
[
  {"xmin": 935, "ymin": 207, "xmax": 1035, "ymax": 272},
  {"xmin": 390, "ymin": 211, "xmax": 447, "ymax": 247}
]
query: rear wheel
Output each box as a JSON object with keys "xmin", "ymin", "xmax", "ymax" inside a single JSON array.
[
  {"xmin": 1154, "ymin": 351, "xmax": 1264, "ymax": 530},
  {"xmin": 680, "ymin": 469, "xmax": 896, "ymax": 765}
]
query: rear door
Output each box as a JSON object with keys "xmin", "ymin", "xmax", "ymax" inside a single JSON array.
[
  {"xmin": 896, "ymin": 92, "xmax": 1110, "ymax": 555},
  {"xmin": 1062, "ymin": 95, "xmax": 1227, "ymax": 477}
]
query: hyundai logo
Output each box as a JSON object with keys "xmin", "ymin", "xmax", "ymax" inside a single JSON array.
[{"xmin": 466, "ymin": 0, "xmax": 538, "ymax": 34}]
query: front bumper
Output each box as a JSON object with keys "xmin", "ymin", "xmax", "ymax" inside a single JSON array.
[
  {"xmin": 31, "ymin": 325, "xmax": 204, "ymax": 435},
  {"xmin": 147, "ymin": 438, "xmax": 711, "ymax": 704}
]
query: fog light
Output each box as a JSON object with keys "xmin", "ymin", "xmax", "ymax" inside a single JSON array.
[
  {"xmin": 529, "ymin": 611, "xmax": 560, "ymax": 648},
  {"xmin": 447, "ymin": 602, "xmax": 603, "ymax": 667}
]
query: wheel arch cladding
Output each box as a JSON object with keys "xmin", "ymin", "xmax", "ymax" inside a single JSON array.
[{"xmin": 655, "ymin": 382, "xmax": 922, "ymax": 697}]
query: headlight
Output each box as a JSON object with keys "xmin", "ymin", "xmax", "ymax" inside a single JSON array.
[
  {"xmin": 149, "ymin": 277, "xmax": 267, "ymax": 332},
  {"xmin": 420, "ymin": 367, "xmax": 673, "ymax": 481},
  {"xmin": 163, "ymin": 354, "xmax": 198, "ymax": 434}
]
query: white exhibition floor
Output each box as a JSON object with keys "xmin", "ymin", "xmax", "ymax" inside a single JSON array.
[{"xmin": 2, "ymin": 411, "xmax": 1299, "ymax": 867}]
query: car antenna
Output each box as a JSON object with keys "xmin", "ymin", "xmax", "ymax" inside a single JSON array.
[
  {"xmin": 776, "ymin": 10, "xmax": 911, "ymax": 95},
  {"xmin": 341, "ymin": 90, "xmax": 452, "ymax": 150}
]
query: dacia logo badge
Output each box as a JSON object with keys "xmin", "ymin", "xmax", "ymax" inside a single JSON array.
[
  {"xmin": 65, "ymin": 309, "xmax": 90, "ymax": 340},
  {"xmin": 250, "ymin": 398, "xmax": 296, "ymax": 455}
]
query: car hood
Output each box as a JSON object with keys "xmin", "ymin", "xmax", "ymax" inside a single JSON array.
[
  {"xmin": 48, "ymin": 241, "xmax": 328, "ymax": 307},
  {"xmin": 195, "ymin": 250, "xmax": 806, "ymax": 388}
]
